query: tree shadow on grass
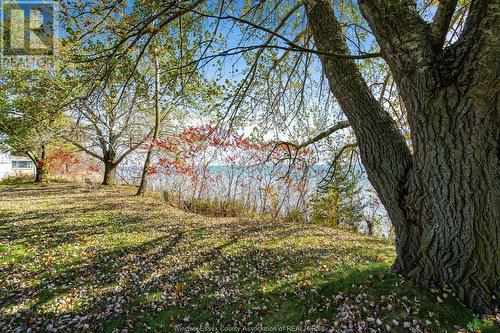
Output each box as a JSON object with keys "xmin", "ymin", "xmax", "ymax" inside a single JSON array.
[
  {"xmin": 0, "ymin": 184, "xmax": 82, "ymax": 196},
  {"xmin": 1, "ymin": 230, "xmax": 184, "ymax": 312},
  {"xmin": 0, "ymin": 212, "xmax": 147, "ymax": 251},
  {"xmin": 91, "ymin": 239, "xmax": 389, "ymax": 331},
  {"xmin": 1, "ymin": 185, "xmax": 491, "ymax": 333},
  {"xmin": 134, "ymin": 249, "xmax": 487, "ymax": 333},
  {"xmin": 2, "ymin": 227, "xmax": 488, "ymax": 333}
]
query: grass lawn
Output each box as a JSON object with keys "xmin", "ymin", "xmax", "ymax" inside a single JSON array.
[{"xmin": 0, "ymin": 183, "xmax": 497, "ymax": 332}]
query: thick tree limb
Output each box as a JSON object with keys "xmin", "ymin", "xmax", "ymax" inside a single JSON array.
[
  {"xmin": 359, "ymin": 0, "xmax": 434, "ymax": 74},
  {"xmin": 305, "ymin": 0, "xmax": 412, "ymax": 228},
  {"xmin": 25, "ymin": 150, "xmax": 38, "ymax": 164},
  {"xmin": 431, "ymin": 0, "xmax": 458, "ymax": 49},
  {"xmin": 62, "ymin": 136, "xmax": 104, "ymax": 161},
  {"xmin": 456, "ymin": 0, "xmax": 498, "ymax": 48}
]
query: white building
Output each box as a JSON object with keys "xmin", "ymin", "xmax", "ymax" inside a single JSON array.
[{"xmin": 0, "ymin": 153, "xmax": 36, "ymax": 180}]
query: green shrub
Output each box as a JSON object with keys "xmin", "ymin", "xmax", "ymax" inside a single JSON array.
[
  {"xmin": 310, "ymin": 165, "xmax": 365, "ymax": 229},
  {"xmin": 162, "ymin": 190, "xmax": 170, "ymax": 203},
  {"xmin": 0, "ymin": 175, "xmax": 34, "ymax": 185},
  {"xmin": 284, "ymin": 209, "xmax": 306, "ymax": 223}
]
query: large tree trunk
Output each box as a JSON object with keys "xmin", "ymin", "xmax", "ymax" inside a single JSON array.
[
  {"xmin": 399, "ymin": 84, "xmax": 499, "ymax": 313},
  {"xmin": 101, "ymin": 147, "xmax": 118, "ymax": 185},
  {"xmin": 305, "ymin": 0, "xmax": 499, "ymax": 313},
  {"xmin": 34, "ymin": 162, "xmax": 48, "ymax": 183},
  {"xmin": 102, "ymin": 161, "xmax": 117, "ymax": 185}
]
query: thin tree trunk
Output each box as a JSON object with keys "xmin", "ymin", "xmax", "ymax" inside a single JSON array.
[
  {"xmin": 136, "ymin": 148, "xmax": 154, "ymax": 194},
  {"xmin": 137, "ymin": 43, "xmax": 161, "ymax": 196},
  {"xmin": 366, "ymin": 220, "xmax": 374, "ymax": 237},
  {"xmin": 305, "ymin": 0, "xmax": 499, "ymax": 313}
]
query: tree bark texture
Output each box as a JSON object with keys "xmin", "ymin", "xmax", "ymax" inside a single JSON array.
[
  {"xmin": 34, "ymin": 162, "xmax": 47, "ymax": 183},
  {"xmin": 102, "ymin": 149, "xmax": 118, "ymax": 185},
  {"xmin": 305, "ymin": 0, "xmax": 499, "ymax": 313},
  {"xmin": 33, "ymin": 145, "xmax": 47, "ymax": 183},
  {"xmin": 102, "ymin": 161, "xmax": 117, "ymax": 186}
]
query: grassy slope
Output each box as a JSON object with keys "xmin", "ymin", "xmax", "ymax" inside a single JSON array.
[{"xmin": 0, "ymin": 183, "xmax": 497, "ymax": 332}]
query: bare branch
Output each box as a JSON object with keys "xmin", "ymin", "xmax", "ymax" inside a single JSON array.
[
  {"xmin": 62, "ymin": 136, "xmax": 104, "ymax": 161},
  {"xmin": 321, "ymin": 143, "xmax": 358, "ymax": 184},
  {"xmin": 181, "ymin": 4, "xmax": 380, "ymax": 60},
  {"xmin": 274, "ymin": 120, "xmax": 351, "ymax": 149}
]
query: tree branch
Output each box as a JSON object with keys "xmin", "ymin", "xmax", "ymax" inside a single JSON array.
[
  {"xmin": 275, "ymin": 120, "xmax": 351, "ymax": 149},
  {"xmin": 431, "ymin": 0, "xmax": 458, "ymax": 49},
  {"xmin": 321, "ymin": 143, "xmax": 359, "ymax": 184},
  {"xmin": 25, "ymin": 150, "xmax": 38, "ymax": 164},
  {"xmin": 62, "ymin": 136, "xmax": 104, "ymax": 161},
  {"xmin": 113, "ymin": 140, "xmax": 144, "ymax": 166},
  {"xmin": 181, "ymin": 5, "xmax": 381, "ymax": 60}
]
